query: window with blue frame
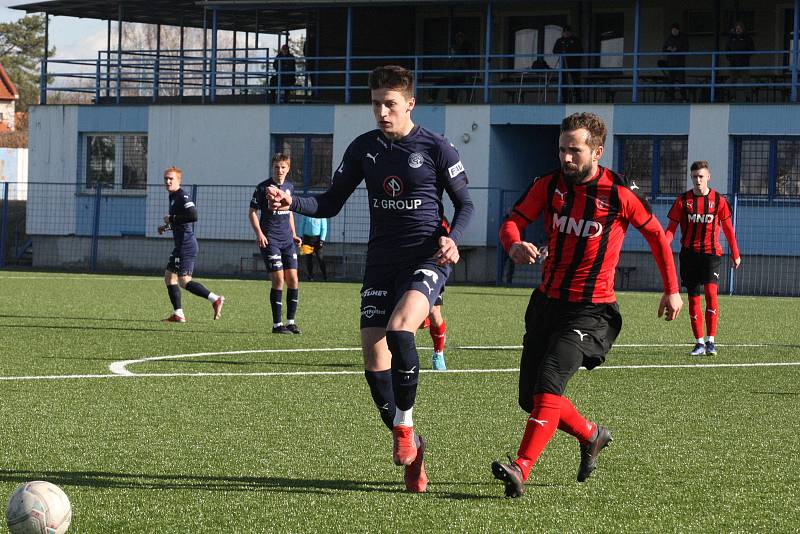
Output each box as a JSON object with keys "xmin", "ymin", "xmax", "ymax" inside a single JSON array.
[
  {"xmin": 617, "ymin": 136, "xmax": 688, "ymax": 198},
  {"xmin": 272, "ymin": 135, "xmax": 333, "ymax": 192},
  {"xmin": 83, "ymin": 134, "xmax": 148, "ymax": 192},
  {"xmin": 734, "ymin": 137, "xmax": 800, "ymax": 198}
]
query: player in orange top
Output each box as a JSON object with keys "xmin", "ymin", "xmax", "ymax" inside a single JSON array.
[{"xmin": 665, "ymin": 160, "xmax": 741, "ymax": 356}]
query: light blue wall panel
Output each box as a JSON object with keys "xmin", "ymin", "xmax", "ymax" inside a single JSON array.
[
  {"xmin": 412, "ymin": 105, "xmax": 446, "ymax": 134},
  {"xmin": 77, "ymin": 106, "xmax": 148, "ymax": 132},
  {"xmin": 270, "ymin": 105, "xmax": 334, "ymax": 133},
  {"xmin": 728, "ymin": 106, "xmax": 800, "ymax": 135},
  {"xmin": 613, "ymin": 105, "xmax": 690, "ymax": 135},
  {"xmin": 491, "ymin": 105, "xmax": 565, "ymax": 125},
  {"xmin": 75, "ymin": 195, "xmax": 147, "ymax": 236}
]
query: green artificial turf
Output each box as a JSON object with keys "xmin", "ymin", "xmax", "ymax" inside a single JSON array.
[{"xmin": 0, "ymin": 272, "xmax": 798, "ymax": 532}]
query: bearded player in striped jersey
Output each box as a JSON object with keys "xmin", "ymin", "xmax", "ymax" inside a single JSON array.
[
  {"xmin": 665, "ymin": 161, "xmax": 741, "ymax": 356},
  {"xmin": 491, "ymin": 112, "xmax": 683, "ymax": 498}
]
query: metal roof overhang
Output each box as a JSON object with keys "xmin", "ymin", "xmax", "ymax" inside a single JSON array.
[{"xmin": 11, "ymin": 0, "xmax": 556, "ymax": 32}]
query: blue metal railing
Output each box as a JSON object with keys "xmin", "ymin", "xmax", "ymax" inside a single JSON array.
[{"xmin": 41, "ymin": 48, "xmax": 799, "ymax": 105}]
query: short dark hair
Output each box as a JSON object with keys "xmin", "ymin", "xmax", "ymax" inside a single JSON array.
[
  {"xmin": 272, "ymin": 152, "xmax": 291, "ymax": 164},
  {"xmin": 368, "ymin": 65, "xmax": 414, "ymax": 99},
  {"xmin": 560, "ymin": 112, "xmax": 607, "ymax": 150},
  {"xmin": 671, "ymin": 22, "xmax": 680, "ymax": 30},
  {"xmin": 563, "ymin": 25, "xmax": 572, "ymax": 32},
  {"xmin": 690, "ymin": 160, "xmax": 710, "ymax": 172}
]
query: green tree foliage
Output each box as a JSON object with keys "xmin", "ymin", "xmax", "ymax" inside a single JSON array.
[{"xmin": 0, "ymin": 14, "xmax": 56, "ymax": 111}]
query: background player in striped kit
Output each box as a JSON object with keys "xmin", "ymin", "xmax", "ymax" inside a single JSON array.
[
  {"xmin": 665, "ymin": 161, "xmax": 741, "ymax": 356},
  {"xmin": 158, "ymin": 166, "xmax": 224, "ymax": 323},
  {"xmin": 491, "ymin": 112, "xmax": 682, "ymax": 498}
]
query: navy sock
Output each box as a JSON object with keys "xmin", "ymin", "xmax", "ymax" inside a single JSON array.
[
  {"xmin": 167, "ymin": 284, "xmax": 182, "ymax": 310},
  {"xmin": 386, "ymin": 330, "xmax": 419, "ymax": 411},
  {"xmin": 287, "ymin": 288, "xmax": 299, "ymax": 321},
  {"xmin": 270, "ymin": 288, "xmax": 283, "ymax": 324},
  {"xmin": 364, "ymin": 369, "xmax": 396, "ymax": 431},
  {"xmin": 185, "ymin": 281, "xmax": 210, "ymax": 299}
]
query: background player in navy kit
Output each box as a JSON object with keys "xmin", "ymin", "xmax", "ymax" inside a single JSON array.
[
  {"xmin": 158, "ymin": 166, "xmax": 224, "ymax": 323},
  {"xmin": 249, "ymin": 153, "xmax": 303, "ymax": 334},
  {"xmin": 268, "ymin": 65, "xmax": 474, "ymax": 493},
  {"xmin": 491, "ymin": 113, "xmax": 682, "ymax": 498},
  {"xmin": 665, "ymin": 161, "xmax": 741, "ymax": 356}
]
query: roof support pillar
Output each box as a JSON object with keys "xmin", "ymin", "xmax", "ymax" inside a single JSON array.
[
  {"xmin": 345, "ymin": 6, "xmax": 352, "ymax": 103},
  {"xmin": 39, "ymin": 12, "xmax": 48, "ymax": 104},
  {"xmin": 116, "ymin": 2, "xmax": 122, "ymax": 104},
  {"xmin": 210, "ymin": 7, "xmax": 218, "ymax": 102}
]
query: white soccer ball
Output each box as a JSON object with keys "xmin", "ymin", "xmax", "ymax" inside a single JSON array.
[{"xmin": 6, "ymin": 481, "xmax": 72, "ymax": 534}]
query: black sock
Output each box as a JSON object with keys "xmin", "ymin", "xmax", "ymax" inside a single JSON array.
[
  {"xmin": 270, "ymin": 288, "xmax": 283, "ymax": 324},
  {"xmin": 364, "ymin": 369, "xmax": 396, "ymax": 431},
  {"xmin": 287, "ymin": 288, "xmax": 299, "ymax": 321},
  {"xmin": 386, "ymin": 330, "xmax": 419, "ymax": 411},
  {"xmin": 167, "ymin": 284, "xmax": 182, "ymax": 311},
  {"xmin": 317, "ymin": 253, "xmax": 327, "ymax": 280},
  {"xmin": 185, "ymin": 281, "xmax": 210, "ymax": 299}
]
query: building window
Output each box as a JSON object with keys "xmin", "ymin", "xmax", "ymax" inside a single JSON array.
[
  {"xmin": 273, "ymin": 134, "xmax": 333, "ymax": 191},
  {"xmin": 617, "ymin": 136, "xmax": 688, "ymax": 197},
  {"xmin": 734, "ymin": 137, "xmax": 800, "ymax": 198},
  {"xmin": 83, "ymin": 134, "xmax": 148, "ymax": 191}
]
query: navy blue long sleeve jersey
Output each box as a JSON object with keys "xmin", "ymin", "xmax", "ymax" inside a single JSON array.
[
  {"xmin": 169, "ymin": 188, "xmax": 198, "ymax": 255},
  {"xmin": 292, "ymin": 125, "xmax": 474, "ymax": 266}
]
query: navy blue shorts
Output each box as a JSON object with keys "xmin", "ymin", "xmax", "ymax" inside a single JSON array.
[
  {"xmin": 167, "ymin": 251, "xmax": 196, "ymax": 276},
  {"xmin": 360, "ymin": 259, "xmax": 450, "ymax": 329},
  {"xmin": 260, "ymin": 242, "xmax": 299, "ymax": 272}
]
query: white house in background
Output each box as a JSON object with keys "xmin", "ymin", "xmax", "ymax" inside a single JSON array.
[{"xmin": 0, "ymin": 63, "xmax": 19, "ymax": 132}]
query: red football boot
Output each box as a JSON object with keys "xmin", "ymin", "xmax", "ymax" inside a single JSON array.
[
  {"xmin": 212, "ymin": 296, "xmax": 225, "ymax": 320},
  {"xmin": 392, "ymin": 425, "xmax": 418, "ymax": 466},
  {"xmin": 162, "ymin": 314, "xmax": 186, "ymax": 323},
  {"xmin": 404, "ymin": 434, "xmax": 428, "ymax": 493}
]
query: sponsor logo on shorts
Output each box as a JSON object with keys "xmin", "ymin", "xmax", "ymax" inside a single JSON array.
[
  {"xmin": 573, "ymin": 329, "xmax": 589, "ymax": 341},
  {"xmin": 408, "ymin": 152, "xmax": 424, "ymax": 168},
  {"xmin": 448, "ymin": 161, "xmax": 465, "ymax": 178},
  {"xmin": 361, "ymin": 287, "xmax": 388, "ymax": 298},
  {"xmin": 361, "ymin": 305, "xmax": 386, "ymax": 319}
]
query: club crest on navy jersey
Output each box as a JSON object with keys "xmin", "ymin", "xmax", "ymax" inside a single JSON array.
[
  {"xmin": 408, "ymin": 153, "xmax": 424, "ymax": 169},
  {"xmin": 383, "ymin": 176, "xmax": 404, "ymax": 197}
]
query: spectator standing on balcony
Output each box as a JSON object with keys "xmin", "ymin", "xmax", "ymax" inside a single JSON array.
[
  {"xmin": 726, "ymin": 22, "xmax": 755, "ymax": 101},
  {"xmin": 660, "ymin": 22, "xmax": 690, "ymax": 102},
  {"xmin": 158, "ymin": 166, "xmax": 225, "ymax": 323},
  {"xmin": 553, "ymin": 25, "xmax": 583, "ymax": 103},
  {"xmin": 299, "ymin": 215, "xmax": 328, "ymax": 281},
  {"xmin": 446, "ymin": 31, "xmax": 476, "ymax": 103},
  {"xmin": 664, "ymin": 161, "xmax": 741, "ymax": 356},
  {"xmin": 249, "ymin": 153, "xmax": 304, "ymax": 334},
  {"xmin": 270, "ymin": 44, "xmax": 297, "ymax": 102}
]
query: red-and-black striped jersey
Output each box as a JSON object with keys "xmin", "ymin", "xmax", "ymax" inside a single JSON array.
[
  {"xmin": 666, "ymin": 189, "xmax": 740, "ymax": 258},
  {"xmin": 500, "ymin": 167, "xmax": 679, "ymax": 303}
]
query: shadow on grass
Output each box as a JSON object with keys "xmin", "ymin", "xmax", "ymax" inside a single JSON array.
[
  {"xmin": 0, "ymin": 322, "xmax": 257, "ymax": 335},
  {"xmin": 0, "ymin": 469, "xmax": 406, "ymax": 495},
  {"xmin": 170, "ymin": 359, "xmax": 359, "ymax": 369}
]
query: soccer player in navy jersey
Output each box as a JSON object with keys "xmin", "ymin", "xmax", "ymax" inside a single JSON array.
[
  {"xmin": 158, "ymin": 166, "xmax": 224, "ymax": 323},
  {"xmin": 665, "ymin": 161, "xmax": 741, "ymax": 356},
  {"xmin": 249, "ymin": 153, "xmax": 304, "ymax": 334},
  {"xmin": 491, "ymin": 112, "xmax": 683, "ymax": 498},
  {"xmin": 268, "ymin": 65, "xmax": 474, "ymax": 493}
]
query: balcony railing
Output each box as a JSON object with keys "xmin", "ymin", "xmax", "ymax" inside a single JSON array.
[{"xmin": 42, "ymin": 48, "xmax": 800, "ymax": 105}]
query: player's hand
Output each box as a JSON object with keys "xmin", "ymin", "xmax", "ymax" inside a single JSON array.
[
  {"xmin": 733, "ymin": 256, "xmax": 741, "ymax": 269},
  {"xmin": 157, "ymin": 225, "xmax": 167, "ymax": 235},
  {"xmin": 658, "ymin": 292, "xmax": 683, "ymax": 321},
  {"xmin": 318, "ymin": 240, "xmax": 324, "ymax": 250},
  {"xmin": 293, "ymin": 235, "xmax": 303, "ymax": 246},
  {"xmin": 163, "ymin": 215, "xmax": 171, "ymax": 224},
  {"xmin": 434, "ymin": 236, "xmax": 460, "ymax": 266},
  {"xmin": 268, "ymin": 186, "xmax": 292, "ymax": 211},
  {"xmin": 509, "ymin": 241, "xmax": 541, "ymax": 265},
  {"xmin": 256, "ymin": 233, "xmax": 268, "ymax": 248}
]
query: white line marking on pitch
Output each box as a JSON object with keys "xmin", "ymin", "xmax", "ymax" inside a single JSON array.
[{"xmin": 0, "ymin": 344, "xmax": 795, "ymax": 382}]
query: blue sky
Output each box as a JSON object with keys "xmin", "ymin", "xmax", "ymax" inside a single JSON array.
[{"xmin": 1, "ymin": 0, "xmax": 109, "ymax": 59}]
